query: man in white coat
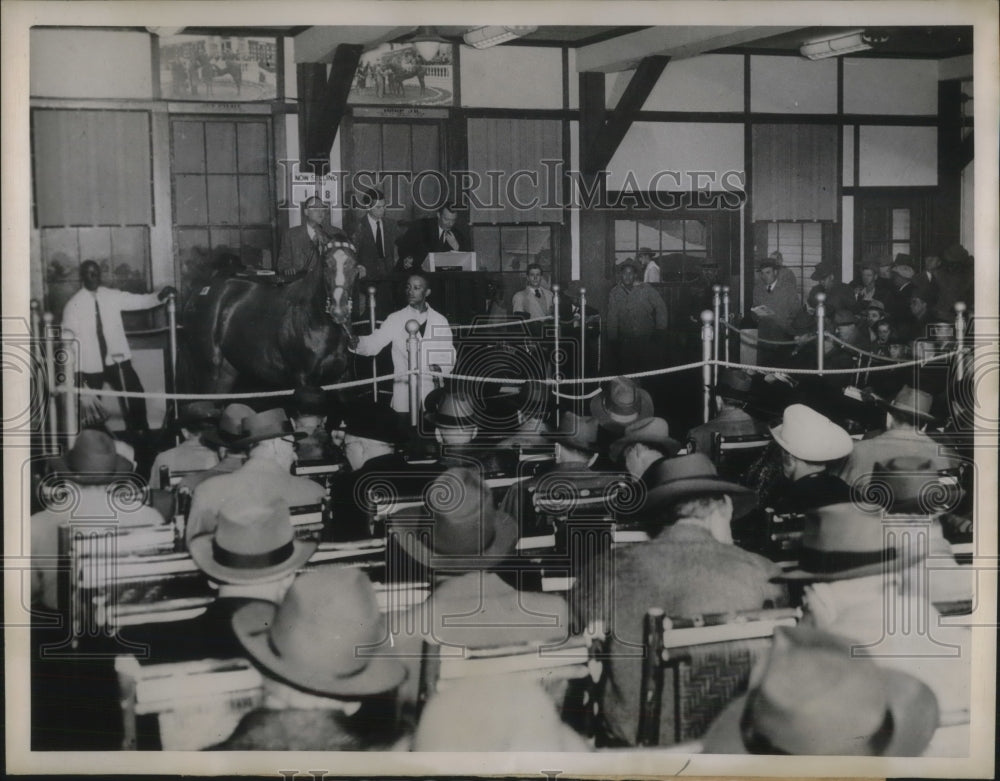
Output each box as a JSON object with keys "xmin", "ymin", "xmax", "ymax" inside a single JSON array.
[{"xmin": 349, "ymin": 273, "xmax": 455, "ymax": 423}]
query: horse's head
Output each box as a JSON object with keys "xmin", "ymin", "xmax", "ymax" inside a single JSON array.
[{"xmin": 320, "ymin": 235, "xmax": 360, "ymax": 329}]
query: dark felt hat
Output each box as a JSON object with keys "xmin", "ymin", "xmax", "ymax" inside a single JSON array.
[
  {"xmin": 640, "ymin": 453, "xmax": 756, "ymax": 520},
  {"xmin": 49, "ymin": 430, "xmax": 133, "ymax": 485}
]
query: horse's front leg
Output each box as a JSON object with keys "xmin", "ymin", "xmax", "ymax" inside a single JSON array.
[{"xmin": 212, "ymin": 357, "xmax": 238, "ymax": 394}]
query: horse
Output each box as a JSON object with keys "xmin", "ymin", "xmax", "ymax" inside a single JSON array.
[
  {"xmin": 379, "ymin": 48, "xmax": 426, "ymax": 96},
  {"xmin": 192, "ymin": 53, "xmax": 243, "ymax": 96},
  {"xmin": 182, "ymin": 235, "xmax": 361, "ymax": 394}
]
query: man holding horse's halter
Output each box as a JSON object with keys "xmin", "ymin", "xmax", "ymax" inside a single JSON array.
[{"xmin": 349, "ymin": 273, "xmax": 455, "ymax": 420}]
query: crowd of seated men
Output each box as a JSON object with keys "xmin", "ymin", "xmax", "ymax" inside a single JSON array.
[{"xmin": 31, "ymin": 289, "xmax": 977, "ymax": 756}]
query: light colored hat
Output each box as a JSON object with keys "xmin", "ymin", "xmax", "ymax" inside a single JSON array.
[
  {"xmin": 778, "ymin": 502, "xmax": 927, "ymax": 581},
  {"xmin": 770, "ymin": 404, "xmax": 853, "ymax": 462},
  {"xmin": 189, "ymin": 496, "xmax": 317, "ymax": 585},
  {"xmin": 50, "ymin": 429, "xmax": 132, "ymax": 485},
  {"xmin": 881, "ymin": 384, "xmax": 936, "ymax": 424},
  {"xmin": 201, "ymin": 402, "xmax": 255, "ymax": 449},
  {"xmin": 702, "ymin": 625, "xmax": 938, "ymax": 756},
  {"xmin": 235, "ymin": 408, "xmax": 307, "ymax": 447},
  {"xmin": 609, "ymin": 416, "xmax": 680, "ymax": 462},
  {"xmin": 232, "ymin": 567, "xmax": 406, "ymax": 697}
]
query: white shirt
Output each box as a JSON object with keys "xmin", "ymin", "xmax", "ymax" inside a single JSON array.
[
  {"xmin": 352, "ymin": 304, "xmax": 455, "ymax": 412},
  {"xmin": 643, "ymin": 261, "xmax": 661, "ymax": 283},
  {"xmin": 511, "ymin": 286, "xmax": 554, "ymax": 319},
  {"xmin": 60, "ymin": 286, "xmax": 162, "ymax": 373}
]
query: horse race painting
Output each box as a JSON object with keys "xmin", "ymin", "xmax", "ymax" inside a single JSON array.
[
  {"xmin": 158, "ymin": 34, "xmax": 279, "ymax": 101},
  {"xmin": 349, "ymin": 42, "xmax": 454, "ymax": 106}
]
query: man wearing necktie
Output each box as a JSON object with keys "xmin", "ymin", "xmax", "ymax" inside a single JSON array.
[
  {"xmin": 512, "ymin": 263, "xmax": 554, "ymax": 320},
  {"xmin": 350, "ymin": 186, "xmax": 398, "ymax": 279},
  {"xmin": 276, "ymin": 196, "xmax": 331, "ymax": 277},
  {"xmin": 395, "ymin": 203, "xmax": 470, "ymax": 272},
  {"xmin": 60, "ymin": 260, "xmax": 176, "ymax": 432}
]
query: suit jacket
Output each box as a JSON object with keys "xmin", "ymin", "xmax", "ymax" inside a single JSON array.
[
  {"xmin": 771, "ymin": 471, "xmax": 851, "ymax": 515},
  {"xmin": 395, "ymin": 217, "xmax": 470, "ymax": 271},
  {"xmin": 838, "ymin": 428, "xmax": 959, "ymax": 487},
  {"xmin": 276, "ymin": 224, "xmax": 323, "ymax": 277},
  {"xmin": 351, "ymin": 216, "xmax": 399, "ymax": 278},
  {"xmin": 575, "ymin": 522, "xmax": 786, "ymax": 745}
]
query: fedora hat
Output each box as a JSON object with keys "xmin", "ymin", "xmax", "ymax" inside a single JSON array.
[
  {"xmin": 549, "ymin": 410, "xmax": 600, "ymax": 453},
  {"xmin": 779, "ymin": 502, "xmax": 926, "ymax": 581},
  {"xmin": 770, "ymin": 404, "xmax": 853, "ymax": 462},
  {"xmin": 289, "ymin": 385, "xmax": 328, "ymax": 417},
  {"xmin": 641, "ymin": 453, "xmax": 756, "ymax": 520},
  {"xmin": 344, "ymin": 400, "xmax": 401, "ymax": 444},
  {"xmin": 609, "ymin": 416, "xmax": 680, "ymax": 462},
  {"xmin": 427, "ymin": 391, "xmax": 477, "ymax": 429},
  {"xmin": 201, "ymin": 403, "xmax": 255, "ymax": 450},
  {"xmin": 756, "ymin": 256, "xmax": 779, "ymax": 270},
  {"xmin": 617, "ymin": 257, "xmax": 640, "ymax": 273},
  {"xmin": 717, "ymin": 368, "xmax": 754, "ymax": 402},
  {"xmin": 809, "ymin": 261, "xmax": 836, "ymax": 281},
  {"xmin": 394, "ymin": 467, "xmax": 519, "ymax": 570},
  {"xmin": 50, "ymin": 429, "xmax": 133, "ymax": 485},
  {"xmin": 179, "ymin": 400, "xmax": 220, "ymax": 428},
  {"xmin": 881, "ymin": 384, "xmax": 936, "ymax": 424},
  {"xmin": 891, "ymin": 263, "xmax": 915, "ymax": 280},
  {"xmin": 232, "ymin": 567, "xmax": 406, "ymax": 697},
  {"xmin": 860, "ymin": 258, "xmax": 882, "ymax": 272},
  {"xmin": 942, "ymin": 243, "xmax": 971, "ymax": 266},
  {"xmin": 702, "ymin": 625, "xmax": 938, "ymax": 756},
  {"xmin": 865, "ymin": 456, "xmax": 965, "ymax": 516},
  {"xmin": 189, "ymin": 496, "xmax": 317, "ymax": 585},
  {"xmin": 863, "ymin": 299, "xmax": 886, "ymax": 313},
  {"xmin": 832, "ymin": 308, "xmax": 860, "ymax": 327},
  {"xmin": 590, "ymin": 376, "xmax": 654, "ymax": 432},
  {"xmin": 235, "ymin": 408, "xmax": 307, "ymax": 447}
]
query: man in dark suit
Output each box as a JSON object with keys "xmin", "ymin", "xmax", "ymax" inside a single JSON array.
[
  {"xmin": 276, "ymin": 195, "xmax": 330, "ymax": 277},
  {"xmin": 350, "ymin": 187, "xmax": 398, "ymax": 279},
  {"xmin": 395, "ymin": 203, "xmax": 470, "ymax": 271}
]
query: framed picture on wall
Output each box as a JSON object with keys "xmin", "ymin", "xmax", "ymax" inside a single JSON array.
[
  {"xmin": 348, "ymin": 42, "xmax": 454, "ymax": 106},
  {"xmin": 158, "ymin": 34, "xmax": 280, "ymax": 101}
]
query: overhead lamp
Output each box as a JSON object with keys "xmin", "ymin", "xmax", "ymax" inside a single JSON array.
[
  {"xmin": 405, "ymin": 26, "xmax": 450, "ymax": 61},
  {"xmin": 800, "ymin": 29, "xmax": 889, "ymax": 60},
  {"xmin": 463, "ymin": 25, "xmax": 538, "ymax": 49}
]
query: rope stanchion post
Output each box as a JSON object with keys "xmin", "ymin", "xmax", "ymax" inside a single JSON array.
[
  {"xmin": 711, "ymin": 285, "xmax": 722, "ymax": 384},
  {"xmin": 700, "ymin": 310, "xmax": 714, "ymax": 424},
  {"xmin": 368, "ymin": 286, "xmax": 378, "ymax": 401},
  {"xmin": 62, "ymin": 335, "xmax": 78, "ymax": 449},
  {"xmin": 405, "ymin": 319, "xmax": 421, "ymax": 428},
  {"xmin": 43, "ymin": 312, "xmax": 60, "ymax": 454},
  {"xmin": 552, "ymin": 283, "xmax": 561, "ymax": 427},
  {"xmin": 579, "ymin": 287, "xmax": 587, "ymax": 383},
  {"xmin": 954, "ymin": 301, "xmax": 966, "ymax": 381},
  {"xmin": 166, "ymin": 293, "xmax": 179, "ymax": 426},
  {"xmin": 815, "ymin": 291, "xmax": 826, "ymax": 375},
  {"xmin": 722, "ymin": 285, "xmax": 731, "ymax": 362}
]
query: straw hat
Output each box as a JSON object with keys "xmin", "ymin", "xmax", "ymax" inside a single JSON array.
[
  {"xmin": 232, "ymin": 567, "xmax": 406, "ymax": 697},
  {"xmin": 702, "ymin": 625, "xmax": 938, "ymax": 756},
  {"xmin": 770, "ymin": 404, "xmax": 853, "ymax": 462}
]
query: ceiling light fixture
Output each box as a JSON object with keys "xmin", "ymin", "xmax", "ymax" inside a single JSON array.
[
  {"xmin": 463, "ymin": 25, "xmax": 538, "ymax": 49},
  {"xmin": 800, "ymin": 29, "xmax": 889, "ymax": 60},
  {"xmin": 146, "ymin": 26, "xmax": 186, "ymax": 37}
]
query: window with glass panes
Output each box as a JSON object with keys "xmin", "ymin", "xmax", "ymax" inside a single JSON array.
[
  {"xmin": 763, "ymin": 222, "xmax": 824, "ymax": 301},
  {"xmin": 170, "ymin": 117, "xmax": 275, "ymax": 298},
  {"xmin": 613, "ymin": 217, "xmax": 708, "ymax": 282},
  {"xmin": 471, "ymin": 223, "xmax": 559, "ymax": 306}
]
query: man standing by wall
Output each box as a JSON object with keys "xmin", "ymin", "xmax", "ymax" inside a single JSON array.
[
  {"xmin": 276, "ymin": 195, "xmax": 331, "ymax": 277},
  {"xmin": 511, "ymin": 263, "xmax": 554, "ymax": 320},
  {"xmin": 350, "ymin": 186, "xmax": 397, "ymax": 279},
  {"xmin": 60, "ymin": 260, "xmax": 175, "ymax": 433},
  {"xmin": 606, "ymin": 258, "xmax": 668, "ymax": 376}
]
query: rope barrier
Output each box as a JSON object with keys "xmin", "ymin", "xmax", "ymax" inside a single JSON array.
[
  {"xmin": 62, "ymin": 372, "xmax": 405, "ymax": 401},
  {"xmin": 125, "ymin": 324, "xmax": 184, "ymax": 336},
  {"xmin": 824, "ymin": 333, "xmax": 909, "ymax": 363},
  {"xmin": 448, "ymin": 315, "xmax": 551, "ymax": 331}
]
